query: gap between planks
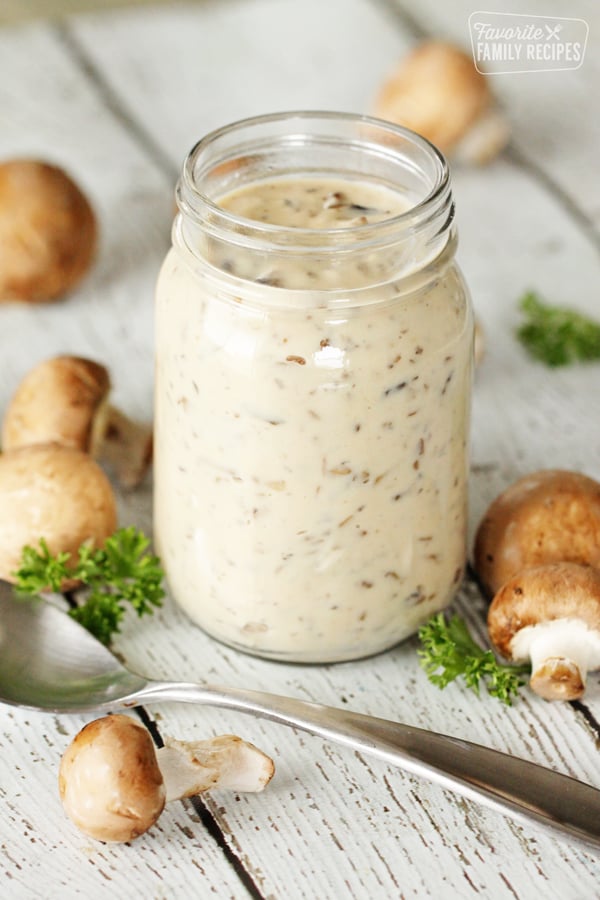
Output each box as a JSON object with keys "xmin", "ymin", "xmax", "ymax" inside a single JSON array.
[
  {"xmin": 134, "ymin": 706, "xmax": 267, "ymax": 900},
  {"xmin": 49, "ymin": 18, "xmax": 178, "ymax": 183}
]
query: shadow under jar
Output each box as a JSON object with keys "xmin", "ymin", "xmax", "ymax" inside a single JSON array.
[{"xmin": 155, "ymin": 111, "xmax": 473, "ymax": 663}]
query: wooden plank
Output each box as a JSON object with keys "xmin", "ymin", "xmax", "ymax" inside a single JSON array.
[
  {"xmin": 0, "ymin": 21, "xmax": 173, "ymax": 420},
  {"xmin": 376, "ymin": 0, "xmax": 600, "ymax": 235},
  {"xmin": 0, "ymin": 1, "xmax": 599, "ymax": 897},
  {"xmin": 0, "ymin": 21, "xmax": 250, "ymax": 900},
  {"xmin": 61, "ymin": 0, "xmax": 411, "ymax": 164}
]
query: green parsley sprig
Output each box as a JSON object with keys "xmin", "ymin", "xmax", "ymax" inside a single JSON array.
[
  {"xmin": 14, "ymin": 526, "xmax": 164, "ymax": 645},
  {"xmin": 517, "ymin": 291, "xmax": 600, "ymax": 367},
  {"xmin": 418, "ymin": 613, "xmax": 528, "ymax": 705}
]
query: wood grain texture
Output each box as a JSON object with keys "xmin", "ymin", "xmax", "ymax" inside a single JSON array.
[{"xmin": 0, "ymin": 1, "xmax": 599, "ymax": 897}]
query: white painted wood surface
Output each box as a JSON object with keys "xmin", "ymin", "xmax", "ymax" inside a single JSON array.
[{"xmin": 1, "ymin": 1, "xmax": 599, "ymax": 897}]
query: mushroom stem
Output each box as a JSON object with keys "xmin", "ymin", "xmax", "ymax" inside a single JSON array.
[
  {"xmin": 511, "ymin": 618, "xmax": 600, "ymax": 701},
  {"xmin": 453, "ymin": 105, "xmax": 510, "ymax": 165},
  {"xmin": 157, "ymin": 734, "xmax": 275, "ymax": 802},
  {"xmin": 530, "ymin": 658, "xmax": 585, "ymax": 702},
  {"xmin": 91, "ymin": 402, "xmax": 153, "ymax": 489}
]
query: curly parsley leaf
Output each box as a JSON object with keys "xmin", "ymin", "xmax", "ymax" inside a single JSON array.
[
  {"xmin": 13, "ymin": 527, "xmax": 164, "ymax": 645},
  {"xmin": 417, "ymin": 613, "xmax": 528, "ymax": 705},
  {"xmin": 517, "ymin": 291, "xmax": 600, "ymax": 367},
  {"xmin": 16, "ymin": 539, "xmax": 72, "ymax": 595}
]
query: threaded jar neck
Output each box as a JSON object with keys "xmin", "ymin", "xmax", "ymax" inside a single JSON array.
[{"xmin": 175, "ymin": 111, "xmax": 455, "ymax": 297}]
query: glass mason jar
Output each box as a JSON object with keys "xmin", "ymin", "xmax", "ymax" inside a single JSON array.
[{"xmin": 155, "ymin": 111, "xmax": 473, "ymax": 663}]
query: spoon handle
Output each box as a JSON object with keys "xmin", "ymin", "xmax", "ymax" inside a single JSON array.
[{"xmin": 133, "ymin": 680, "xmax": 600, "ymax": 848}]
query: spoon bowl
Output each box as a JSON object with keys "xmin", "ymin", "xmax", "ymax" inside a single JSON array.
[
  {"xmin": 1, "ymin": 581, "xmax": 600, "ymax": 849},
  {"xmin": 0, "ymin": 588, "xmax": 148, "ymax": 711}
]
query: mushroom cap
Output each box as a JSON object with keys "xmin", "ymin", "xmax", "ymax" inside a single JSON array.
[
  {"xmin": 373, "ymin": 41, "xmax": 492, "ymax": 153},
  {"xmin": 474, "ymin": 469, "xmax": 600, "ymax": 597},
  {"xmin": 0, "ymin": 443, "xmax": 117, "ymax": 582},
  {"xmin": 0, "ymin": 159, "xmax": 97, "ymax": 303},
  {"xmin": 2, "ymin": 355, "xmax": 110, "ymax": 453},
  {"xmin": 488, "ymin": 562, "xmax": 600, "ymax": 659},
  {"xmin": 59, "ymin": 715, "xmax": 165, "ymax": 842}
]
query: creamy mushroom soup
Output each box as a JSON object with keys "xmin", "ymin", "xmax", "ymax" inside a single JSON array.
[{"xmin": 155, "ymin": 176, "xmax": 472, "ymax": 661}]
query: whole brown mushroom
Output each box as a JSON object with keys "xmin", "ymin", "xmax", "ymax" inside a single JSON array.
[
  {"xmin": 488, "ymin": 563, "xmax": 600, "ymax": 701},
  {"xmin": 2, "ymin": 355, "xmax": 152, "ymax": 488},
  {"xmin": 0, "ymin": 443, "xmax": 117, "ymax": 584},
  {"xmin": 373, "ymin": 41, "xmax": 509, "ymax": 164},
  {"xmin": 59, "ymin": 714, "xmax": 275, "ymax": 843},
  {"xmin": 0, "ymin": 159, "xmax": 97, "ymax": 303},
  {"xmin": 474, "ymin": 469, "xmax": 600, "ymax": 598}
]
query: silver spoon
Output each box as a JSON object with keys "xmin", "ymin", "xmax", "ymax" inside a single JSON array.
[{"xmin": 1, "ymin": 583, "xmax": 600, "ymax": 849}]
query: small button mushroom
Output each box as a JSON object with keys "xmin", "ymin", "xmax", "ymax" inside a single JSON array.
[
  {"xmin": 59, "ymin": 714, "xmax": 275, "ymax": 843},
  {"xmin": 2, "ymin": 355, "xmax": 152, "ymax": 489},
  {"xmin": 474, "ymin": 469, "xmax": 600, "ymax": 597},
  {"xmin": 488, "ymin": 563, "xmax": 600, "ymax": 701},
  {"xmin": 373, "ymin": 41, "xmax": 509, "ymax": 164},
  {"xmin": 0, "ymin": 159, "xmax": 97, "ymax": 303},
  {"xmin": 0, "ymin": 443, "xmax": 117, "ymax": 584}
]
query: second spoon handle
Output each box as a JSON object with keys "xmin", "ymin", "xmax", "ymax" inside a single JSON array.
[{"xmin": 131, "ymin": 680, "xmax": 600, "ymax": 849}]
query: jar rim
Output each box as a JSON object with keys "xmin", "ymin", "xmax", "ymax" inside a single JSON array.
[{"xmin": 177, "ymin": 110, "xmax": 453, "ymax": 253}]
